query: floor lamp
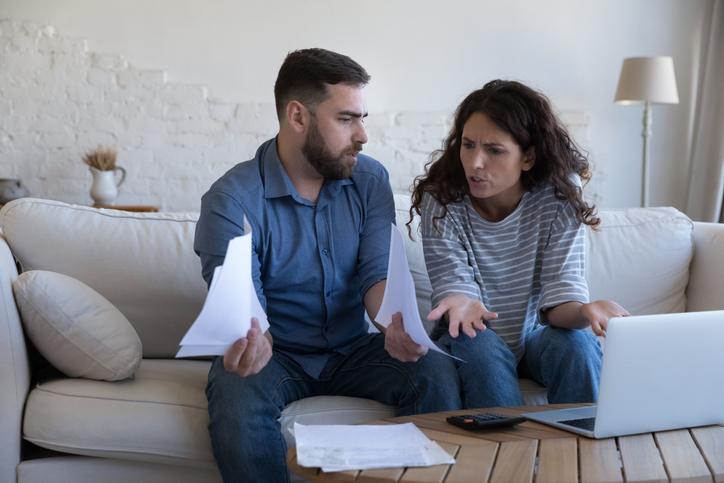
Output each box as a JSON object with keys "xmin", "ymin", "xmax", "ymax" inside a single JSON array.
[{"xmin": 614, "ymin": 56, "xmax": 679, "ymax": 207}]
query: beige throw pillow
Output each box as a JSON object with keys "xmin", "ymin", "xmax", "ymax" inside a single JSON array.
[{"xmin": 13, "ymin": 270, "xmax": 142, "ymax": 381}]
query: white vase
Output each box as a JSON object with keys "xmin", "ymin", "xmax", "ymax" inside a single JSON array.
[{"xmin": 89, "ymin": 166, "xmax": 126, "ymax": 206}]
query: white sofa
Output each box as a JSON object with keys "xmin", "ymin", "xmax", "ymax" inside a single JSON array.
[{"xmin": 1, "ymin": 195, "xmax": 723, "ymax": 483}]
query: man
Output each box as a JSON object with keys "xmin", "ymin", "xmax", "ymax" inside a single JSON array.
[{"xmin": 194, "ymin": 48, "xmax": 462, "ymax": 482}]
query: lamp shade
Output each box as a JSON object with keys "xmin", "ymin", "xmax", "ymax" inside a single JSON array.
[{"xmin": 614, "ymin": 56, "xmax": 679, "ymax": 105}]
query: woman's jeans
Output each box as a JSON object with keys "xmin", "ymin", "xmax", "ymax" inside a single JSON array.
[
  {"xmin": 205, "ymin": 333, "xmax": 462, "ymax": 483},
  {"xmin": 437, "ymin": 325, "xmax": 603, "ymax": 409}
]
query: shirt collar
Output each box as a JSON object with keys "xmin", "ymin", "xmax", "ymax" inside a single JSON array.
[
  {"xmin": 262, "ymin": 137, "xmax": 353, "ymax": 204},
  {"xmin": 262, "ymin": 138, "xmax": 297, "ymax": 199}
]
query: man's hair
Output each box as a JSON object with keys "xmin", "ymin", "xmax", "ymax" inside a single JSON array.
[{"xmin": 274, "ymin": 48, "xmax": 370, "ymax": 120}]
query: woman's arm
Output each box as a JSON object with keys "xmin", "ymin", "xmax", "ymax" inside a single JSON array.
[
  {"xmin": 540, "ymin": 202, "xmax": 630, "ymax": 336},
  {"xmin": 420, "ymin": 194, "xmax": 494, "ymax": 338},
  {"xmin": 546, "ymin": 300, "xmax": 630, "ymax": 336}
]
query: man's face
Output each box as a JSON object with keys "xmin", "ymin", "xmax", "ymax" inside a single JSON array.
[{"xmin": 301, "ymin": 83, "xmax": 368, "ymax": 180}]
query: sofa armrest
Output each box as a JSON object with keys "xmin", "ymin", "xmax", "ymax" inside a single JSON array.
[
  {"xmin": 0, "ymin": 231, "xmax": 29, "ymax": 482},
  {"xmin": 686, "ymin": 222, "xmax": 724, "ymax": 312}
]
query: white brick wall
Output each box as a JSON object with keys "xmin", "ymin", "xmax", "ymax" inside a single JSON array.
[{"xmin": 0, "ymin": 19, "xmax": 594, "ymax": 212}]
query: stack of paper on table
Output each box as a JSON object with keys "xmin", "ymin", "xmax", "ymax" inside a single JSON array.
[
  {"xmin": 176, "ymin": 216, "xmax": 269, "ymax": 357},
  {"xmin": 293, "ymin": 422, "xmax": 455, "ymax": 472}
]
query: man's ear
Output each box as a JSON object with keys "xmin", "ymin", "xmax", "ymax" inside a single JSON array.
[
  {"xmin": 285, "ymin": 100, "xmax": 309, "ymax": 134},
  {"xmin": 522, "ymin": 146, "xmax": 536, "ymax": 172}
]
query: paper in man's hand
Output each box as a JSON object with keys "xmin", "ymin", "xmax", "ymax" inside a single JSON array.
[
  {"xmin": 176, "ymin": 216, "xmax": 269, "ymax": 357},
  {"xmin": 375, "ymin": 224, "xmax": 462, "ymax": 361}
]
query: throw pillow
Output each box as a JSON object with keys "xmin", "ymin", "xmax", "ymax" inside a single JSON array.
[{"xmin": 13, "ymin": 270, "xmax": 142, "ymax": 381}]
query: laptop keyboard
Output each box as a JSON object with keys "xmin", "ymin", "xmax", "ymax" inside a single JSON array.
[{"xmin": 560, "ymin": 417, "xmax": 596, "ymax": 431}]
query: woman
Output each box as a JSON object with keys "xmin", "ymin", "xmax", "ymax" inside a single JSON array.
[{"xmin": 409, "ymin": 80, "xmax": 628, "ymax": 408}]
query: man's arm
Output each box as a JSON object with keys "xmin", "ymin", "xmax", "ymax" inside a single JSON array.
[
  {"xmin": 363, "ymin": 280, "xmax": 428, "ymax": 362},
  {"xmin": 195, "ymin": 190, "xmax": 273, "ymax": 377}
]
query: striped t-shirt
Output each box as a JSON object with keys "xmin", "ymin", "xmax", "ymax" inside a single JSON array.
[{"xmin": 421, "ymin": 183, "xmax": 589, "ymax": 363}]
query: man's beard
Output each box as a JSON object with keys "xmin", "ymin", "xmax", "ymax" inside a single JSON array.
[{"xmin": 302, "ymin": 117, "xmax": 362, "ymax": 180}]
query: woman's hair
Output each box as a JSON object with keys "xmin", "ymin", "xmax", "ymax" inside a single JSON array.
[{"xmin": 409, "ymin": 79, "xmax": 599, "ymax": 234}]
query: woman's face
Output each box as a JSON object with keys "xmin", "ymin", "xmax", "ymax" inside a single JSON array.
[{"xmin": 459, "ymin": 112, "xmax": 535, "ymax": 209}]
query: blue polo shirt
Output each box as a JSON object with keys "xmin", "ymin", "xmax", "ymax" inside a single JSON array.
[{"xmin": 194, "ymin": 137, "xmax": 395, "ymax": 378}]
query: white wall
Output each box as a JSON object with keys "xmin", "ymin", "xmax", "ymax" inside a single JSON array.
[{"xmin": 0, "ymin": 0, "xmax": 711, "ymax": 211}]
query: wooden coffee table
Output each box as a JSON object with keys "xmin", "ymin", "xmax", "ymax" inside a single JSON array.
[{"xmin": 287, "ymin": 404, "xmax": 724, "ymax": 483}]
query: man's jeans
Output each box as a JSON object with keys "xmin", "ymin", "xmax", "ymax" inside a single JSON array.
[
  {"xmin": 206, "ymin": 333, "xmax": 462, "ymax": 483},
  {"xmin": 437, "ymin": 325, "xmax": 603, "ymax": 408}
]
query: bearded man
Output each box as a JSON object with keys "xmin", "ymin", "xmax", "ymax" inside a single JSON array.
[{"xmin": 194, "ymin": 48, "xmax": 462, "ymax": 482}]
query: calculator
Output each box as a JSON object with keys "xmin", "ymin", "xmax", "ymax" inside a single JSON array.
[{"xmin": 446, "ymin": 412, "xmax": 527, "ymax": 430}]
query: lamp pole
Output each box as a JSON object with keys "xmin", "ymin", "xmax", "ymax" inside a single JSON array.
[{"xmin": 641, "ymin": 101, "xmax": 652, "ymax": 208}]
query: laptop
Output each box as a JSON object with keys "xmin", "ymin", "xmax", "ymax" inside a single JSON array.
[{"xmin": 522, "ymin": 310, "xmax": 724, "ymax": 439}]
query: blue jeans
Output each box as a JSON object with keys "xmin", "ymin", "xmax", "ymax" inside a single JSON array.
[
  {"xmin": 206, "ymin": 333, "xmax": 462, "ymax": 483},
  {"xmin": 437, "ymin": 325, "xmax": 602, "ymax": 409}
]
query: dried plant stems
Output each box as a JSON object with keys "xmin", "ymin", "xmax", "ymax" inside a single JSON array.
[{"xmin": 82, "ymin": 146, "xmax": 117, "ymax": 171}]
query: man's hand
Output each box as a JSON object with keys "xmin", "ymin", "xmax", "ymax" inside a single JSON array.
[
  {"xmin": 427, "ymin": 294, "xmax": 497, "ymax": 338},
  {"xmin": 582, "ymin": 300, "xmax": 630, "ymax": 337},
  {"xmin": 384, "ymin": 312, "xmax": 428, "ymax": 362},
  {"xmin": 223, "ymin": 318, "xmax": 273, "ymax": 377}
]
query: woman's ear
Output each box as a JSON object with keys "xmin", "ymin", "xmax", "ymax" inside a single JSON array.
[{"xmin": 522, "ymin": 146, "xmax": 536, "ymax": 172}]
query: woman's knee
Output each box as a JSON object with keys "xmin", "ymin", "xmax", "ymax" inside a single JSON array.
[
  {"xmin": 543, "ymin": 327, "xmax": 602, "ymax": 363},
  {"xmin": 446, "ymin": 328, "xmax": 514, "ymax": 363}
]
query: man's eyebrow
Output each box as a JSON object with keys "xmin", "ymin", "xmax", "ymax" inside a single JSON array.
[{"xmin": 339, "ymin": 110, "xmax": 368, "ymax": 118}]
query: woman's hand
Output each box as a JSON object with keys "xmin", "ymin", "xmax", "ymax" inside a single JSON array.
[
  {"xmin": 427, "ymin": 294, "xmax": 498, "ymax": 338},
  {"xmin": 582, "ymin": 300, "xmax": 630, "ymax": 337}
]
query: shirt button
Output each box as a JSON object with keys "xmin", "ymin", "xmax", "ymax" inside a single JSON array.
[
  {"xmin": 322, "ymin": 248, "xmax": 328, "ymax": 255},
  {"xmin": 325, "ymin": 291, "xmax": 331, "ymax": 297}
]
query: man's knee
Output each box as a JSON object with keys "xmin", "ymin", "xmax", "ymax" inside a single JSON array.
[
  {"xmin": 206, "ymin": 357, "xmax": 286, "ymax": 425},
  {"xmin": 398, "ymin": 352, "xmax": 462, "ymax": 412}
]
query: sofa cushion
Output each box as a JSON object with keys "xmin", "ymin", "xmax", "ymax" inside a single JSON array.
[
  {"xmin": 23, "ymin": 360, "xmax": 217, "ymax": 469},
  {"xmin": 585, "ymin": 207, "xmax": 694, "ymax": 315},
  {"xmin": 0, "ymin": 198, "xmax": 207, "ymax": 358},
  {"xmin": 13, "ymin": 270, "xmax": 142, "ymax": 381},
  {"xmin": 22, "ymin": 360, "xmax": 398, "ymax": 467}
]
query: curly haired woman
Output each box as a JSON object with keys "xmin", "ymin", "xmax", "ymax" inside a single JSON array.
[{"xmin": 410, "ymin": 80, "xmax": 629, "ymax": 408}]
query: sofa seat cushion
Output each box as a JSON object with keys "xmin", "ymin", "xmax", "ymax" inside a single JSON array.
[
  {"xmin": 22, "ymin": 359, "xmax": 403, "ymax": 467},
  {"xmin": 23, "ymin": 359, "xmax": 217, "ymax": 469}
]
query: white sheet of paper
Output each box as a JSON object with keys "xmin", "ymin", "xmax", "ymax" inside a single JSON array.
[
  {"xmin": 294, "ymin": 422, "xmax": 455, "ymax": 472},
  {"xmin": 375, "ymin": 224, "xmax": 462, "ymax": 361},
  {"xmin": 176, "ymin": 217, "xmax": 269, "ymax": 357}
]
